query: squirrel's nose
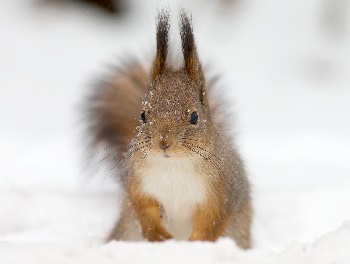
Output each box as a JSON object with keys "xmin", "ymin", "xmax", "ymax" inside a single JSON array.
[{"xmin": 159, "ymin": 140, "xmax": 172, "ymax": 150}]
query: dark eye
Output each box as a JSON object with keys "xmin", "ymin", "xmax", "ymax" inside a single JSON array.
[
  {"xmin": 141, "ymin": 110, "xmax": 147, "ymax": 123},
  {"xmin": 190, "ymin": 111, "xmax": 198, "ymax": 125}
]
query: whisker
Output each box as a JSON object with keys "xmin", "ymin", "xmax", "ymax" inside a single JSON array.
[
  {"xmin": 176, "ymin": 146, "xmax": 197, "ymax": 168},
  {"xmin": 106, "ymin": 141, "xmax": 151, "ymax": 179},
  {"xmin": 133, "ymin": 145, "xmax": 152, "ymax": 171},
  {"xmin": 82, "ymin": 143, "xmax": 119, "ymax": 161},
  {"xmin": 181, "ymin": 143, "xmax": 226, "ymax": 176},
  {"xmin": 180, "ymin": 136, "xmax": 256, "ymax": 166},
  {"xmin": 85, "ymin": 149, "xmax": 121, "ymax": 171}
]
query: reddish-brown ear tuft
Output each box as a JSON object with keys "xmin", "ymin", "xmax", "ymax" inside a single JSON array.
[
  {"xmin": 151, "ymin": 10, "xmax": 170, "ymax": 80},
  {"xmin": 179, "ymin": 10, "xmax": 206, "ymax": 103}
]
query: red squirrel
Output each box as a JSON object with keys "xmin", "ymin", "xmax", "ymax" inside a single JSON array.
[{"xmin": 86, "ymin": 10, "xmax": 252, "ymax": 249}]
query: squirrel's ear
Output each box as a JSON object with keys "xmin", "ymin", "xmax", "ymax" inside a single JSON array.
[
  {"xmin": 151, "ymin": 10, "xmax": 170, "ymax": 80},
  {"xmin": 179, "ymin": 11, "xmax": 206, "ymax": 103}
]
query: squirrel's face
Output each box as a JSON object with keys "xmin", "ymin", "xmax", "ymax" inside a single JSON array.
[
  {"xmin": 134, "ymin": 10, "xmax": 214, "ymax": 158},
  {"xmin": 137, "ymin": 70, "xmax": 212, "ymax": 158}
]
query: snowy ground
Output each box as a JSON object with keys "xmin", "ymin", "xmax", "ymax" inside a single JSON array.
[{"xmin": 1, "ymin": 0, "xmax": 350, "ymax": 263}]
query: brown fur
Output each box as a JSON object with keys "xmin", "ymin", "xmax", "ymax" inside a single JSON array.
[
  {"xmin": 130, "ymin": 184, "xmax": 173, "ymax": 241},
  {"xmin": 151, "ymin": 10, "xmax": 170, "ymax": 80},
  {"xmin": 86, "ymin": 10, "xmax": 252, "ymax": 249},
  {"xmin": 38, "ymin": 0, "xmax": 123, "ymax": 14},
  {"xmin": 86, "ymin": 61, "xmax": 148, "ymax": 160}
]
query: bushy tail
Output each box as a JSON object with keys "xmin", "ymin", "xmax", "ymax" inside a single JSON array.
[{"xmin": 85, "ymin": 61, "xmax": 148, "ymax": 157}]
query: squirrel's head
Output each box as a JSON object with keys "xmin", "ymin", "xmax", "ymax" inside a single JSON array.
[{"xmin": 138, "ymin": 10, "xmax": 214, "ymax": 159}]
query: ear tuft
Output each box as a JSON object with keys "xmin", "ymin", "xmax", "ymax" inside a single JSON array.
[
  {"xmin": 179, "ymin": 10, "xmax": 201, "ymax": 81},
  {"xmin": 179, "ymin": 10, "xmax": 206, "ymax": 104},
  {"xmin": 151, "ymin": 9, "xmax": 170, "ymax": 80}
]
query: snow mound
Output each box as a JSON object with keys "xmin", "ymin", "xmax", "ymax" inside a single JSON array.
[{"xmin": 0, "ymin": 222, "xmax": 349, "ymax": 264}]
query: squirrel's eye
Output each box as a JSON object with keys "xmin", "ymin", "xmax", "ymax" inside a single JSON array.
[
  {"xmin": 190, "ymin": 111, "xmax": 198, "ymax": 125},
  {"xmin": 141, "ymin": 110, "xmax": 147, "ymax": 123}
]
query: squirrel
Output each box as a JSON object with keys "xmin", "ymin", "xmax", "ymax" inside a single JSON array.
[{"xmin": 86, "ymin": 10, "xmax": 252, "ymax": 249}]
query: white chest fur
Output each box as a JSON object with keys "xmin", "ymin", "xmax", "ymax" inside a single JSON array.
[{"xmin": 139, "ymin": 154, "xmax": 206, "ymax": 239}]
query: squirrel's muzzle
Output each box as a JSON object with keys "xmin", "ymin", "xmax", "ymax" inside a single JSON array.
[
  {"xmin": 159, "ymin": 140, "xmax": 172, "ymax": 150},
  {"xmin": 154, "ymin": 130, "xmax": 177, "ymax": 153}
]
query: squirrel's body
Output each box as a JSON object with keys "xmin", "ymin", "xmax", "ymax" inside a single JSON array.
[
  {"xmin": 140, "ymin": 153, "xmax": 206, "ymax": 240},
  {"xmin": 86, "ymin": 10, "xmax": 252, "ymax": 249},
  {"xmin": 117, "ymin": 154, "xmax": 206, "ymax": 241}
]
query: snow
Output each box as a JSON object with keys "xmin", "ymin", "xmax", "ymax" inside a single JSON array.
[
  {"xmin": 1, "ymin": 223, "xmax": 350, "ymax": 263},
  {"xmin": 1, "ymin": 0, "xmax": 350, "ymax": 263}
]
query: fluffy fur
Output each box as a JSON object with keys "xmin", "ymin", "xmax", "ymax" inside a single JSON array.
[{"xmin": 86, "ymin": 10, "xmax": 252, "ymax": 249}]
